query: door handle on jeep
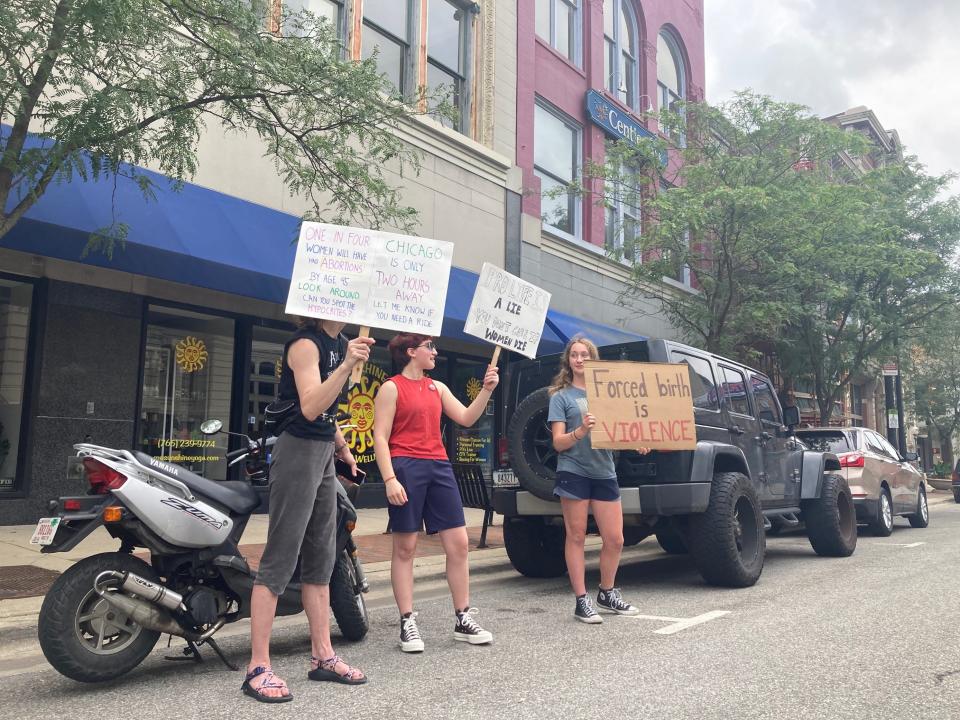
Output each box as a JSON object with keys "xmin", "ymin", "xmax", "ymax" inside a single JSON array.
[{"xmin": 729, "ymin": 425, "xmax": 744, "ymax": 436}]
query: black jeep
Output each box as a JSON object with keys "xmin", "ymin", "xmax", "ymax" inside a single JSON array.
[{"xmin": 492, "ymin": 338, "xmax": 857, "ymax": 588}]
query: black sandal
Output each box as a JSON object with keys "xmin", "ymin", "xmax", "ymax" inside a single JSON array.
[
  {"xmin": 241, "ymin": 665, "xmax": 294, "ymax": 703},
  {"xmin": 308, "ymin": 654, "xmax": 368, "ymax": 685}
]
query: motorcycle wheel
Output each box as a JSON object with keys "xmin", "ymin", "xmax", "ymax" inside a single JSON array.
[
  {"xmin": 38, "ymin": 552, "xmax": 162, "ymax": 683},
  {"xmin": 329, "ymin": 550, "xmax": 369, "ymax": 641}
]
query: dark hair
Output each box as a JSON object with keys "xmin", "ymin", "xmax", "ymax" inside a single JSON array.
[
  {"xmin": 295, "ymin": 316, "xmax": 324, "ymax": 332},
  {"xmin": 387, "ymin": 333, "xmax": 431, "ymax": 370}
]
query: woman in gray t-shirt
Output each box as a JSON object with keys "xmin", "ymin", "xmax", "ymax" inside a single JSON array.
[{"xmin": 548, "ymin": 336, "xmax": 646, "ymax": 624}]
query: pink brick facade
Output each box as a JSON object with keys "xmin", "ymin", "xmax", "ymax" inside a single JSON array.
[{"xmin": 517, "ymin": 0, "xmax": 705, "ymax": 249}]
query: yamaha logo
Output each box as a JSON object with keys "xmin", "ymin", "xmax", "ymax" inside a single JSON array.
[
  {"xmin": 150, "ymin": 458, "xmax": 179, "ymax": 476},
  {"xmin": 160, "ymin": 496, "xmax": 226, "ymax": 529}
]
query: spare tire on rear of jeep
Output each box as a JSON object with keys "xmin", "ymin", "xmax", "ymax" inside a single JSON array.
[{"xmin": 507, "ymin": 388, "xmax": 558, "ymax": 501}]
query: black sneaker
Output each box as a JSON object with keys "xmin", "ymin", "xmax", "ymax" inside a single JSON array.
[
  {"xmin": 400, "ymin": 612, "xmax": 424, "ymax": 653},
  {"xmin": 454, "ymin": 607, "xmax": 493, "ymax": 645},
  {"xmin": 596, "ymin": 587, "xmax": 640, "ymax": 616},
  {"xmin": 574, "ymin": 594, "xmax": 603, "ymax": 624}
]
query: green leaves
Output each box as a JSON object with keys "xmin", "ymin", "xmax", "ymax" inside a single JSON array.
[
  {"xmin": 1, "ymin": 0, "xmax": 435, "ymax": 247},
  {"xmin": 582, "ymin": 92, "xmax": 960, "ymax": 422}
]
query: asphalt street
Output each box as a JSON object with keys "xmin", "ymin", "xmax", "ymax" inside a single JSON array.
[{"xmin": 3, "ymin": 502, "xmax": 959, "ymax": 720}]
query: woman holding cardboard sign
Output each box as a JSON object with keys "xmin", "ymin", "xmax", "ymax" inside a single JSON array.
[
  {"xmin": 549, "ymin": 336, "xmax": 646, "ymax": 623},
  {"xmin": 373, "ymin": 333, "xmax": 498, "ymax": 653}
]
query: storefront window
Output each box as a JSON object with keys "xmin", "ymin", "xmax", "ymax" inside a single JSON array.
[
  {"xmin": 448, "ymin": 359, "xmax": 494, "ymax": 477},
  {"xmin": 249, "ymin": 326, "xmax": 290, "ymax": 433},
  {"xmin": 138, "ymin": 306, "xmax": 234, "ymax": 479},
  {"xmin": 338, "ymin": 345, "xmax": 392, "ymax": 480},
  {"xmin": 0, "ymin": 279, "xmax": 32, "ymax": 491}
]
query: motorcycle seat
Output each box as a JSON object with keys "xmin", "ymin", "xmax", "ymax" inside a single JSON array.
[{"xmin": 134, "ymin": 452, "xmax": 260, "ymax": 515}]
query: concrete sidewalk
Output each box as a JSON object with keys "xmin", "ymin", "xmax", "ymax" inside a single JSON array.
[{"xmin": 0, "ymin": 506, "xmax": 506, "ymax": 625}]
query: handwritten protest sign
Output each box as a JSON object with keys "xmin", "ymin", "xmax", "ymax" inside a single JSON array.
[
  {"xmin": 583, "ymin": 360, "xmax": 697, "ymax": 451},
  {"xmin": 285, "ymin": 222, "xmax": 453, "ymax": 334},
  {"xmin": 463, "ymin": 263, "xmax": 551, "ymax": 360}
]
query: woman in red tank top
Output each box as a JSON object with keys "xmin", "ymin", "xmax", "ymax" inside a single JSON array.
[{"xmin": 373, "ymin": 333, "xmax": 499, "ymax": 653}]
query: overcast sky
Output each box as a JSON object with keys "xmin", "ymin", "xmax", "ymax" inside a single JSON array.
[{"xmin": 704, "ymin": 0, "xmax": 960, "ymax": 196}]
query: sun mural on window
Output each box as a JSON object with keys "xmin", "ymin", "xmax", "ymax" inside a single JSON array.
[
  {"xmin": 175, "ymin": 336, "xmax": 208, "ymax": 373},
  {"xmin": 338, "ymin": 364, "xmax": 387, "ymax": 463},
  {"xmin": 465, "ymin": 376, "xmax": 483, "ymax": 402}
]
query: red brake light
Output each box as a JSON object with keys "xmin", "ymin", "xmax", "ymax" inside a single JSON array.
[
  {"xmin": 83, "ymin": 458, "xmax": 127, "ymax": 493},
  {"xmin": 497, "ymin": 437, "xmax": 510, "ymax": 467},
  {"xmin": 839, "ymin": 453, "xmax": 864, "ymax": 468},
  {"xmin": 63, "ymin": 499, "xmax": 82, "ymax": 511}
]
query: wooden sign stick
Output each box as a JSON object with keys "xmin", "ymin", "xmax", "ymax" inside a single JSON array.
[
  {"xmin": 490, "ymin": 345, "xmax": 502, "ymax": 367},
  {"xmin": 350, "ymin": 326, "xmax": 370, "ymax": 386}
]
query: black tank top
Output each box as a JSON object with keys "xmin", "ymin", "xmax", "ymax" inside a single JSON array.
[{"xmin": 277, "ymin": 328, "xmax": 347, "ymax": 441}]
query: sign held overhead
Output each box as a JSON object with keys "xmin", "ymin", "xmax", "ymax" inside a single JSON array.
[
  {"xmin": 463, "ymin": 262, "xmax": 551, "ymax": 360},
  {"xmin": 285, "ymin": 222, "xmax": 453, "ymax": 335}
]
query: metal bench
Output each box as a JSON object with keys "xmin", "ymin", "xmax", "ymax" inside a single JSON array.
[{"xmin": 451, "ymin": 463, "xmax": 495, "ymax": 549}]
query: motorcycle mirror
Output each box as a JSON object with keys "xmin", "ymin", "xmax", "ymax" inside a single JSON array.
[{"xmin": 200, "ymin": 419, "xmax": 223, "ymax": 435}]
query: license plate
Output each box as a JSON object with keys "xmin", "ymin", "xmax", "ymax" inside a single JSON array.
[
  {"xmin": 30, "ymin": 517, "xmax": 61, "ymax": 546},
  {"xmin": 492, "ymin": 470, "xmax": 519, "ymax": 487}
]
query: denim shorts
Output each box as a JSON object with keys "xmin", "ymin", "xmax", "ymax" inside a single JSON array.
[
  {"xmin": 388, "ymin": 457, "xmax": 466, "ymax": 534},
  {"xmin": 553, "ymin": 471, "xmax": 621, "ymax": 502}
]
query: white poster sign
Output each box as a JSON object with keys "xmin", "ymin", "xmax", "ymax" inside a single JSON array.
[
  {"xmin": 463, "ymin": 263, "xmax": 551, "ymax": 359},
  {"xmin": 285, "ymin": 222, "xmax": 453, "ymax": 334}
]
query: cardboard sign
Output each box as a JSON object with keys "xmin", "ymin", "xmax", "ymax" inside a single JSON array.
[
  {"xmin": 583, "ymin": 360, "xmax": 697, "ymax": 451},
  {"xmin": 463, "ymin": 263, "xmax": 551, "ymax": 359},
  {"xmin": 285, "ymin": 222, "xmax": 453, "ymax": 334}
]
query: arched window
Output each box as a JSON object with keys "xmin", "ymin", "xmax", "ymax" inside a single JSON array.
[
  {"xmin": 603, "ymin": 0, "xmax": 638, "ymax": 108},
  {"xmin": 656, "ymin": 30, "xmax": 685, "ymax": 137}
]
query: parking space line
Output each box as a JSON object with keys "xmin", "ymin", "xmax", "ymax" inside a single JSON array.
[
  {"xmin": 653, "ymin": 610, "xmax": 731, "ymax": 635},
  {"xmin": 891, "ymin": 542, "xmax": 926, "ymax": 548},
  {"xmin": 624, "ymin": 613, "xmax": 683, "ymax": 623}
]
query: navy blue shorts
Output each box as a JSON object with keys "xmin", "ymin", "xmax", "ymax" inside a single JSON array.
[
  {"xmin": 554, "ymin": 471, "xmax": 621, "ymax": 502},
  {"xmin": 388, "ymin": 458, "xmax": 466, "ymax": 534}
]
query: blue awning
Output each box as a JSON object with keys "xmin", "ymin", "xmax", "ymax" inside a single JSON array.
[
  {"xmin": 442, "ymin": 266, "xmax": 646, "ymax": 356},
  {"xmin": 3, "ymin": 135, "xmax": 645, "ymax": 354}
]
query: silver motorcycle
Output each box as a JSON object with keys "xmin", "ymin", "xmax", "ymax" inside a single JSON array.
[{"xmin": 33, "ymin": 420, "xmax": 369, "ymax": 683}]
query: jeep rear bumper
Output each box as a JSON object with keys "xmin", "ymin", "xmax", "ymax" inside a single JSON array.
[{"xmin": 492, "ymin": 483, "xmax": 711, "ymax": 518}]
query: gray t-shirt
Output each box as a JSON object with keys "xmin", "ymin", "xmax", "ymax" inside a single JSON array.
[{"xmin": 548, "ymin": 386, "xmax": 616, "ymax": 480}]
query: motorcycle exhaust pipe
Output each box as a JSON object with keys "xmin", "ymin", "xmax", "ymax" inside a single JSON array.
[
  {"xmin": 97, "ymin": 592, "xmax": 186, "ymax": 637},
  {"xmin": 96, "ymin": 570, "xmax": 186, "ymax": 612},
  {"xmin": 94, "ymin": 570, "xmax": 188, "ymax": 636}
]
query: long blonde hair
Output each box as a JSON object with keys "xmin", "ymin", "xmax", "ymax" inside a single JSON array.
[{"xmin": 548, "ymin": 335, "xmax": 599, "ymax": 395}]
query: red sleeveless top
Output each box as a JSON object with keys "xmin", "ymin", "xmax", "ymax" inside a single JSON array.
[{"xmin": 386, "ymin": 374, "xmax": 447, "ymax": 460}]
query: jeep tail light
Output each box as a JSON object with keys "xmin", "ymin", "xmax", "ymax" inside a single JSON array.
[
  {"xmin": 83, "ymin": 458, "xmax": 127, "ymax": 494},
  {"xmin": 497, "ymin": 437, "xmax": 510, "ymax": 468},
  {"xmin": 839, "ymin": 453, "xmax": 864, "ymax": 468}
]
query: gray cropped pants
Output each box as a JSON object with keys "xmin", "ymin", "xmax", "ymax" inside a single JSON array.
[{"xmin": 254, "ymin": 432, "xmax": 337, "ymax": 596}]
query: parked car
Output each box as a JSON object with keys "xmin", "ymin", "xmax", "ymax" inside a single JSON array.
[
  {"xmin": 492, "ymin": 338, "xmax": 858, "ymax": 589},
  {"xmin": 794, "ymin": 427, "xmax": 928, "ymax": 536},
  {"xmin": 952, "ymin": 459, "xmax": 960, "ymax": 503}
]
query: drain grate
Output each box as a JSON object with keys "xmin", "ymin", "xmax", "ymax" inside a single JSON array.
[{"xmin": 0, "ymin": 565, "xmax": 60, "ymax": 600}]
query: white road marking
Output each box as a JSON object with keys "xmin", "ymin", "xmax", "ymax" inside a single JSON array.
[
  {"xmin": 653, "ymin": 610, "xmax": 731, "ymax": 635},
  {"xmin": 624, "ymin": 613, "xmax": 683, "ymax": 623},
  {"xmin": 891, "ymin": 542, "xmax": 926, "ymax": 548}
]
